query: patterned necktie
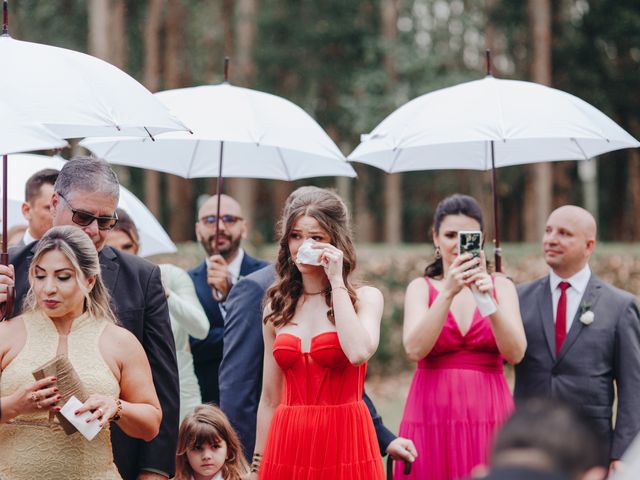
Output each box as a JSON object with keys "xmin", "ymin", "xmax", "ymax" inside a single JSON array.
[{"xmin": 555, "ymin": 281, "xmax": 571, "ymax": 355}]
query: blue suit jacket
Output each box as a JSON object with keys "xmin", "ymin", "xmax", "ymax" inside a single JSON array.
[
  {"xmin": 219, "ymin": 264, "xmax": 396, "ymax": 458},
  {"xmin": 189, "ymin": 252, "xmax": 268, "ymax": 404}
]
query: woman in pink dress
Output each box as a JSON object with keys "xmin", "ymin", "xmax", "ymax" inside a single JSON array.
[{"xmin": 396, "ymin": 194, "xmax": 526, "ymax": 480}]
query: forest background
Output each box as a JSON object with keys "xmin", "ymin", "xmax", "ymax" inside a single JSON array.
[{"xmin": 8, "ymin": 1, "xmax": 640, "ymax": 377}]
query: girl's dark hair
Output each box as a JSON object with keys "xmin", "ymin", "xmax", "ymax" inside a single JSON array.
[
  {"xmin": 175, "ymin": 404, "xmax": 248, "ymax": 480},
  {"xmin": 425, "ymin": 194, "xmax": 484, "ymax": 278}
]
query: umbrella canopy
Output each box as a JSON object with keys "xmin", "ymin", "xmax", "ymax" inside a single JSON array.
[
  {"xmin": 0, "ymin": 99, "xmax": 67, "ymax": 155},
  {"xmin": 0, "ymin": 35, "xmax": 189, "ymax": 138},
  {"xmin": 80, "ymin": 83, "xmax": 356, "ymax": 180},
  {"xmin": 1, "ymin": 154, "xmax": 176, "ymax": 257},
  {"xmin": 349, "ymin": 76, "xmax": 640, "ymax": 172}
]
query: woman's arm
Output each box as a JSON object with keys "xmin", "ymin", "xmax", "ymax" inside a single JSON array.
[
  {"xmin": 481, "ymin": 275, "xmax": 527, "ymax": 364},
  {"xmin": 81, "ymin": 327, "xmax": 162, "ymax": 441},
  {"xmin": 403, "ymin": 254, "xmax": 478, "ymax": 361},
  {"xmin": 332, "ymin": 284, "xmax": 383, "ymax": 365},
  {"xmin": 253, "ymin": 320, "xmax": 283, "ymax": 468},
  {"xmin": 160, "ymin": 264, "xmax": 209, "ymax": 339}
]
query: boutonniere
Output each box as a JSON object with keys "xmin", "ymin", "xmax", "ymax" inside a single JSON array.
[{"xmin": 579, "ymin": 303, "xmax": 594, "ymax": 325}]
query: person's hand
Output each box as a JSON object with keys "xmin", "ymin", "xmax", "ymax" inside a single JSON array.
[
  {"xmin": 0, "ymin": 264, "xmax": 15, "ymax": 305},
  {"xmin": 386, "ymin": 437, "xmax": 418, "ymax": 463},
  {"xmin": 465, "ymin": 251, "xmax": 492, "ymax": 295},
  {"xmin": 609, "ymin": 459, "xmax": 622, "ymax": 477},
  {"xmin": 6, "ymin": 376, "xmax": 60, "ymax": 418},
  {"xmin": 206, "ymin": 254, "xmax": 231, "ymax": 299},
  {"xmin": 247, "ymin": 473, "xmax": 258, "ymax": 480},
  {"xmin": 136, "ymin": 473, "xmax": 168, "ymax": 480},
  {"xmin": 443, "ymin": 253, "xmax": 480, "ymax": 297},
  {"xmin": 75, "ymin": 394, "xmax": 120, "ymax": 428},
  {"xmin": 311, "ymin": 242, "xmax": 344, "ymax": 286}
]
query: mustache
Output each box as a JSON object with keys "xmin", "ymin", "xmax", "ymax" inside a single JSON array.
[{"xmin": 207, "ymin": 233, "xmax": 231, "ymax": 242}]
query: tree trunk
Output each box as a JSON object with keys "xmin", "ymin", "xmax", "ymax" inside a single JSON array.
[
  {"xmin": 164, "ymin": 0, "xmax": 193, "ymax": 242},
  {"xmin": 142, "ymin": 0, "xmax": 165, "ymax": 219},
  {"xmin": 88, "ymin": 0, "xmax": 110, "ymax": 61},
  {"xmin": 523, "ymin": 0, "xmax": 552, "ymax": 243},
  {"xmin": 226, "ymin": 0, "xmax": 259, "ymax": 235},
  {"xmin": 627, "ymin": 119, "xmax": 640, "ymax": 240},
  {"xmin": 354, "ymin": 166, "xmax": 374, "ymax": 242},
  {"xmin": 380, "ymin": 0, "xmax": 402, "ymax": 245}
]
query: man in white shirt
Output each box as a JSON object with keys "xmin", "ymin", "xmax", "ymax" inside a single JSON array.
[
  {"xmin": 188, "ymin": 194, "xmax": 268, "ymax": 404},
  {"xmin": 515, "ymin": 205, "xmax": 640, "ymax": 475},
  {"xmin": 19, "ymin": 168, "xmax": 58, "ymax": 245}
]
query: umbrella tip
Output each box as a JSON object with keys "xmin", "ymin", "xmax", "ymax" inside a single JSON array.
[
  {"xmin": 485, "ymin": 49, "xmax": 493, "ymax": 77},
  {"xmin": 2, "ymin": 0, "xmax": 9, "ymax": 37},
  {"xmin": 223, "ymin": 57, "xmax": 230, "ymax": 84}
]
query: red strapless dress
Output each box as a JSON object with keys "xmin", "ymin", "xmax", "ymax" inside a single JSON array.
[{"xmin": 259, "ymin": 331, "xmax": 384, "ymax": 480}]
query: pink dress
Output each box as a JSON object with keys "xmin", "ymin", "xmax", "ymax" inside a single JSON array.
[{"xmin": 395, "ymin": 277, "xmax": 513, "ymax": 480}]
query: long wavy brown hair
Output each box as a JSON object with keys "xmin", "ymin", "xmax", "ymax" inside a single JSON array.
[{"xmin": 264, "ymin": 186, "xmax": 358, "ymax": 327}]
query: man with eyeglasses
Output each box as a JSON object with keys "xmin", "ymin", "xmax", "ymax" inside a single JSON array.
[
  {"xmin": 0, "ymin": 157, "xmax": 180, "ymax": 480},
  {"xmin": 188, "ymin": 194, "xmax": 268, "ymax": 405}
]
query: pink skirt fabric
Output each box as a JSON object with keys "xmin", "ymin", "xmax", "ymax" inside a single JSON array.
[{"xmin": 395, "ymin": 365, "xmax": 513, "ymax": 480}]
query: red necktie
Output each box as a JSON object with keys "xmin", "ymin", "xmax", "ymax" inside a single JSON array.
[{"xmin": 555, "ymin": 281, "xmax": 571, "ymax": 355}]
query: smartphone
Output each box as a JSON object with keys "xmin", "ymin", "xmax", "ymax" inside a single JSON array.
[{"xmin": 458, "ymin": 230, "xmax": 482, "ymax": 259}]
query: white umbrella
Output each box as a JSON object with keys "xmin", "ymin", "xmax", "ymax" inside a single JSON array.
[
  {"xmin": 0, "ymin": 34, "xmax": 188, "ymax": 138},
  {"xmin": 80, "ymin": 83, "xmax": 356, "ymax": 180},
  {"xmin": 0, "ymin": 100, "xmax": 67, "ymax": 156},
  {"xmin": 349, "ymin": 73, "xmax": 640, "ymax": 270},
  {"xmin": 1, "ymin": 154, "xmax": 176, "ymax": 258}
]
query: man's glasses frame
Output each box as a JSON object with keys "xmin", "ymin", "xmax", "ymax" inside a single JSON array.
[
  {"xmin": 199, "ymin": 214, "xmax": 243, "ymax": 226},
  {"xmin": 57, "ymin": 192, "xmax": 119, "ymax": 231}
]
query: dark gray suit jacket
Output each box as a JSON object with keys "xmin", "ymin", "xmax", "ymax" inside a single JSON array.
[
  {"xmin": 515, "ymin": 273, "xmax": 640, "ymax": 459},
  {"xmin": 9, "ymin": 242, "xmax": 180, "ymax": 479},
  {"xmin": 218, "ymin": 264, "xmax": 396, "ymax": 459}
]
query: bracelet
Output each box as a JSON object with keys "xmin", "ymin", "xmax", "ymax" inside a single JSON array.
[
  {"xmin": 250, "ymin": 452, "xmax": 262, "ymax": 473},
  {"xmin": 111, "ymin": 399, "xmax": 123, "ymax": 421}
]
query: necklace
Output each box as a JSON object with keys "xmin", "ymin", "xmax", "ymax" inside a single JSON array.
[{"xmin": 303, "ymin": 287, "xmax": 329, "ymax": 296}]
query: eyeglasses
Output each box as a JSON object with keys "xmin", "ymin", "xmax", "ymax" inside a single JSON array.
[
  {"xmin": 57, "ymin": 192, "xmax": 119, "ymax": 231},
  {"xmin": 200, "ymin": 214, "xmax": 243, "ymax": 226}
]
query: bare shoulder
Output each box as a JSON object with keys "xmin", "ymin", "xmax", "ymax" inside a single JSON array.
[
  {"xmin": 407, "ymin": 276, "xmax": 429, "ymax": 292},
  {"xmin": 0, "ymin": 315, "xmax": 25, "ymax": 336},
  {"xmin": 356, "ymin": 285, "xmax": 383, "ymax": 302},
  {"xmin": 494, "ymin": 274, "xmax": 517, "ymax": 292},
  {"xmin": 103, "ymin": 322, "xmax": 143, "ymax": 351}
]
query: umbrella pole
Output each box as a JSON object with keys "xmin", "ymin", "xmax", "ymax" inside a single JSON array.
[
  {"xmin": 490, "ymin": 141, "xmax": 502, "ymax": 273},
  {"xmin": 211, "ymin": 140, "xmax": 228, "ymax": 302},
  {"xmin": 1, "ymin": 153, "xmax": 15, "ymax": 320}
]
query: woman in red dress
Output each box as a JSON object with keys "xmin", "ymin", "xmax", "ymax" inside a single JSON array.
[
  {"xmin": 251, "ymin": 186, "xmax": 385, "ymax": 480},
  {"xmin": 396, "ymin": 194, "xmax": 527, "ymax": 480}
]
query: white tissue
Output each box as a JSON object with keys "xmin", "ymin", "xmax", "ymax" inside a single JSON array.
[
  {"xmin": 471, "ymin": 285, "xmax": 497, "ymax": 316},
  {"xmin": 296, "ymin": 239, "xmax": 323, "ymax": 266},
  {"xmin": 60, "ymin": 395, "xmax": 103, "ymax": 441}
]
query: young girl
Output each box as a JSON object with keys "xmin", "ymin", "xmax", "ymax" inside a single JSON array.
[{"xmin": 175, "ymin": 405, "xmax": 249, "ymax": 480}]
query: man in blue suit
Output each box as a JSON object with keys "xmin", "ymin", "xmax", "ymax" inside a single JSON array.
[{"xmin": 189, "ymin": 194, "xmax": 268, "ymax": 404}]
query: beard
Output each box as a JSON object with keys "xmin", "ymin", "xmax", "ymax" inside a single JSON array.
[{"xmin": 200, "ymin": 232, "xmax": 242, "ymax": 260}]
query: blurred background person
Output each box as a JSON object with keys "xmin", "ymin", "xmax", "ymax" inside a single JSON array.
[
  {"xmin": 107, "ymin": 208, "xmax": 208, "ymax": 421},
  {"xmin": 252, "ymin": 187, "xmax": 385, "ymax": 479},
  {"xmin": 398, "ymin": 194, "xmax": 526, "ymax": 480},
  {"xmin": 18, "ymin": 168, "xmax": 58, "ymax": 246},
  {"xmin": 479, "ymin": 398, "xmax": 608, "ymax": 480},
  {"xmin": 0, "ymin": 226, "xmax": 161, "ymax": 479}
]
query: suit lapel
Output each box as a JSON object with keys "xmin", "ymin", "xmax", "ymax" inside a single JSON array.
[
  {"xmin": 557, "ymin": 275, "xmax": 602, "ymax": 362},
  {"xmin": 99, "ymin": 246, "xmax": 120, "ymax": 295},
  {"xmin": 536, "ymin": 276, "xmax": 557, "ymax": 360}
]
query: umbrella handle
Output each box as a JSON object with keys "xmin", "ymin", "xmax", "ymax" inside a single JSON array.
[
  {"xmin": 212, "ymin": 277, "xmax": 232, "ymax": 303},
  {"xmin": 0, "ymin": 285, "xmax": 14, "ymax": 321},
  {"xmin": 386, "ymin": 457, "xmax": 412, "ymax": 479}
]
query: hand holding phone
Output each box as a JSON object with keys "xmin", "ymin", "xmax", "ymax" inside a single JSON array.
[{"xmin": 457, "ymin": 230, "xmax": 482, "ymax": 259}]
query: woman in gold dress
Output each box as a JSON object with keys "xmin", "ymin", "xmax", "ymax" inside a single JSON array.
[{"xmin": 0, "ymin": 225, "xmax": 161, "ymax": 479}]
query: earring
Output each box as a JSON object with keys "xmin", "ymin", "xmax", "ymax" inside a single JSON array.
[{"xmin": 435, "ymin": 246, "xmax": 441, "ymax": 259}]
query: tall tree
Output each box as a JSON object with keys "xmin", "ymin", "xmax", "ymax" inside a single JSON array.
[
  {"xmin": 523, "ymin": 0, "xmax": 552, "ymax": 242},
  {"xmin": 142, "ymin": 0, "xmax": 165, "ymax": 219},
  {"xmin": 164, "ymin": 0, "xmax": 194, "ymax": 241},
  {"xmin": 380, "ymin": 0, "xmax": 402, "ymax": 246}
]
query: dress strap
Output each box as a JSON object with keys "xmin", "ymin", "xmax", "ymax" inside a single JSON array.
[{"xmin": 423, "ymin": 276, "xmax": 439, "ymax": 307}]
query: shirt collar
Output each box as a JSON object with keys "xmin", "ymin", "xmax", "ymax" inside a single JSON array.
[
  {"xmin": 23, "ymin": 228, "xmax": 37, "ymax": 245},
  {"xmin": 549, "ymin": 264, "xmax": 591, "ymax": 294}
]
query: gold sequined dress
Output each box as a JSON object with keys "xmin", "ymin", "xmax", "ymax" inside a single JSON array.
[{"xmin": 0, "ymin": 311, "xmax": 122, "ymax": 479}]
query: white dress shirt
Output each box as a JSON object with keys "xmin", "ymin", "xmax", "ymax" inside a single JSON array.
[
  {"xmin": 549, "ymin": 264, "xmax": 592, "ymax": 333},
  {"xmin": 22, "ymin": 228, "xmax": 37, "ymax": 245}
]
